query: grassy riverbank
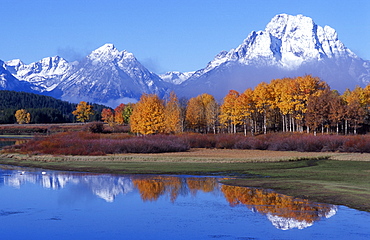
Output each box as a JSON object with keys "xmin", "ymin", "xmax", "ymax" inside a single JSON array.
[{"xmin": 1, "ymin": 148, "xmax": 369, "ymax": 212}]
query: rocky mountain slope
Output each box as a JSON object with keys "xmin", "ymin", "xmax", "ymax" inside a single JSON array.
[
  {"xmin": 1, "ymin": 14, "xmax": 369, "ymax": 105},
  {"xmin": 176, "ymin": 14, "xmax": 370, "ymax": 99}
]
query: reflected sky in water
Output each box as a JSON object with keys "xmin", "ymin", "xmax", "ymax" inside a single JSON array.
[{"xmin": 0, "ymin": 165, "xmax": 369, "ymax": 240}]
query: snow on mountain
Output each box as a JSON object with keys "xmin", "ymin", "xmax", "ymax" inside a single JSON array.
[
  {"xmin": 2, "ymin": 44, "xmax": 171, "ymax": 106},
  {"xmin": 2, "ymin": 14, "xmax": 370, "ymax": 104},
  {"xmin": 177, "ymin": 14, "xmax": 370, "ymax": 99},
  {"xmin": 3, "ymin": 169, "xmax": 134, "ymax": 202},
  {"xmin": 58, "ymin": 43, "xmax": 169, "ymax": 106},
  {"xmin": 4, "ymin": 56, "xmax": 72, "ymax": 93},
  {"xmin": 159, "ymin": 71, "xmax": 195, "ymax": 84},
  {"xmin": 0, "ymin": 60, "xmax": 35, "ymax": 92},
  {"xmin": 267, "ymin": 205, "xmax": 338, "ymax": 230}
]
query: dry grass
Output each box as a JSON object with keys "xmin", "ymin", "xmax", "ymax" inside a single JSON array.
[{"xmin": 3, "ymin": 148, "xmax": 370, "ymax": 163}]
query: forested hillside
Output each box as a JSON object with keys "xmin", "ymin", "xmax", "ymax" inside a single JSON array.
[{"xmin": 0, "ymin": 90, "xmax": 106, "ymax": 124}]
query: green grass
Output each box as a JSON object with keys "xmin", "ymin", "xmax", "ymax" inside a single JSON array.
[{"xmin": 222, "ymin": 160, "xmax": 370, "ymax": 212}]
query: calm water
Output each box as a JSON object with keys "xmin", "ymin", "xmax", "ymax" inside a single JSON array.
[{"xmin": 0, "ymin": 165, "xmax": 369, "ymax": 240}]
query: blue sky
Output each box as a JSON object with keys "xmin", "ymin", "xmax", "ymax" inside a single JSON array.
[{"xmin": 1, "ymin": 0, "xmax": 369, "ymax": 73}]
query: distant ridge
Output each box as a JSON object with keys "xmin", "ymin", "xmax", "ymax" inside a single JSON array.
[{"xmin": 1, "ymin": 14, "xmax": 370, "ymax": 105}]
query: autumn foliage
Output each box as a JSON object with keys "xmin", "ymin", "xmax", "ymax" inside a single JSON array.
[
  {"xmin": 15, "ymin": 109, "xmax": 31, "ymax": 124},
  {"xmin": 132, "ymin": 176, "xmax": 218, "ymax": 202},
  {"xmin": 127, "ymin": 175, "xmax": 335, "ymax": 225},
  {"xmin": 221, "ymin": 185, "xmax": 334, "ymax": 224},
  {"xmin": 123, "ymin": 74, "xmax": 370, "ymax": 136},
  {"xmin": 12, "ymin": 132, "xmax": 190, "ymax": 155},
  {"xmin": 72, "ymin": 101, "xmax": 94, "ymax": 123}
]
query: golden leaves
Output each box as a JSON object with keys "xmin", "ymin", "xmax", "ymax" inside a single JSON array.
[
  {"xmin": 15, "ymin": 109, "xmax": 31, "ymax": 124},
  {"xmin": 72, "ymin": 101, "xmax": 94, "ymax": 123},
  {"xmin": 130, "ymin": 94, "xmax": 166, "ymax": 135}
]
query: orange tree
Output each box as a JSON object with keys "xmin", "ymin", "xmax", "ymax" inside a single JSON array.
[
  {"xmin": 130, "ymin": 94, "xmax": 165, "ymax": 135},
  {"xmin": 101, "ymin": 108, "xmax": 115, "ymax": 127}
]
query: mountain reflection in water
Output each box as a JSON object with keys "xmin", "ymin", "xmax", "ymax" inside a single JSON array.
[{"xmin": 0, "ymin": 166, "xmax": 336, "ymax": 230}]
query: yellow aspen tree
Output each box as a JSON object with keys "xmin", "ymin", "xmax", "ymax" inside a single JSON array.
[
  {"xmin": 253, "ymin": 82, "xmax": 274, "ymax": 134},
  {"xmin": 236, "ymin": 88, "xmax": 256, "ymax": 135},
  {"xmin": 72, "ymin": 101, "xmax": 94, "ymax": 123},
  {"xmin": 130, "ymin": 94, "xmax": 165, "ymax": 135},
  {"xmin": 101, "ymin": 108, "xmax": 115, "ymax": 127},
  {"xmin": 164, "ymin": 92, "xmax": 182, "ymax": 134},
  {"xmin": 270, "ymin": 78, "xmax": 296, "ymax": 132},
  {"xmin": 219, "ymin": 90, "xmax": 240, "ymax": 133},
  {"xmin": 363, "ymin": 84, "xmax": 370, "ymax": 110},
  {"xmin": 15, "ymin": 109, "xmax": 31, "ymax": 124},
  {"xmin": 185, "ymin": 96, "xmax": 205, "ymax": 132},
  {"xmin": 342, "ymin": 87, "xmax": 366, "ymax": 134},
  {"xmin": 293, "ymin": 75, "xmax": 328, "ymax": 132},
  {"xmin": 200, "ymin": 93, "xmax": 219, "ymax": 134}
]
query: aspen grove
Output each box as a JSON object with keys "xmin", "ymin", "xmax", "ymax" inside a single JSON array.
[{"xmin": 101, "ymin": 75, "xmax": 370, "ymax": 135}]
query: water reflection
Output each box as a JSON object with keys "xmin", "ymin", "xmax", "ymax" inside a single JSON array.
[
  {"xmin": 221, "ymin": 185, "xmax": 337, "ymax": 230},
  {"xmin": 0, "ymin": 165, "xmax": 338, "ymax": 230}
]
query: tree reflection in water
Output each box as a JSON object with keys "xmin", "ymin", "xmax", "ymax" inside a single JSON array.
[
  {"xmin": 132, "ymin": 176, "xmax": 336, "ymax": 229},
  {"xmin": 0, "ymin": 167, "xmax": 337, "ymax": 230},
  {"xmin": 221, "ymin": 185, "xmax": 337, "ymax": 229}
]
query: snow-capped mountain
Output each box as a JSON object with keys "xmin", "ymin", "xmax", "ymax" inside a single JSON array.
[
  {"xmin": 160, "ymin": 71, "xmax": 195, "ymax": 85},
  {"xmin": 267, "ymin": 206, "xmax": 338, "ymax": 230},
  {"xmin": 177, "ymin": 14, "xmax": 370, "ymax": 99},
  {"xmin": 2, "ymin": 44, "xmax": 170, "ymax": 106},
  {"xmin": 2, "ymin": 169, "xmax": 134, "ymax": 202},
  {"xmin": 57, "ymin": 44, "xmax": 169, "ymax": 105},
  {"xmin": 0, "ymin": 60, "xmax": 35, "ymax": 92},
  {"xmin": 4, "ymin": 56, "xmax": 73, "ymax": 93},
  {"xmin": 2, "ymin": 14, "xmax": 370, "ymax": 104}
]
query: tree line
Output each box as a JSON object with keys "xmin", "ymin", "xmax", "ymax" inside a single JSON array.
[
  {"xmin": 4, "ymin": 75, "xmax": 370, "ymax": 135},
  {"xmin": 100, "ymin": 75, "xmax": 370, "ymax": 135},
  {"xmin": 0, "ymin": 90, "xmax": 106, "ymax": 124}
]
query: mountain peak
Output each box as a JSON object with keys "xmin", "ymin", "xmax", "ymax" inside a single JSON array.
[
  {"xmin": 95, "ymin": 43, "xmax": 116, "ymax": 52},
  {"xmin": 205, "ymin": 13, "xmax": 355, "ymax": 70},
  {"xmin": 265, "ymin": 14, "xmax": 316, "ymax": 38},
  {"xmin": 87, "ymin": 44, "xmax": 136, "ymax": 64},
  {"xmin": 5, "ymin": 59, "xmax": 24, "ymax": 68}
]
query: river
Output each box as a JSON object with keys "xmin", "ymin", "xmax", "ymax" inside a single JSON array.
[{"xmin": 0, "ymin": 165, "xmax": 369, "ymax": 239}]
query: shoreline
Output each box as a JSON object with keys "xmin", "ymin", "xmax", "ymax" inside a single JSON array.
[{"xmin": 1, "ymin": 149, "xmax": 370, "ymax": 212}]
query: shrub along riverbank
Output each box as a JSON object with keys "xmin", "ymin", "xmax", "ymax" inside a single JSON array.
[{"xmin": 4, "ymin": 131, "xmax": 370, "ymax": 155}]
